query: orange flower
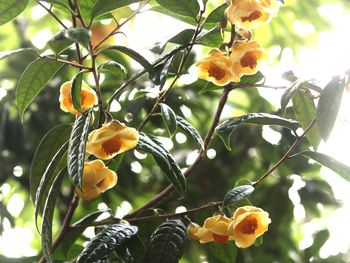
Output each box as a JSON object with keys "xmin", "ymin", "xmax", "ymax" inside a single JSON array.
[
  {"xmin": 228, "ymin": 206, "xmax": 271, "ymax": 248},
  {"xmin": 225, "ymin": 0, "xmax": 280, "ymax": 29},
  {"xmin": 230, "ymin": 41, "xmax": 269, "ymax": 79},
  {"xmin": 86, "ymin": 120, "xmax": 139, "ymax": 160},
  {"xmin": 75, "ymin": 160, "xmax": 117, "ymax": 200},
  {"xmin": 196, "ymin": 49, "xmax": 240, "ymax": 86},
  {"xmin": 59, "ymin": 80, "xmax": 97, "ymax": 115},
  {"xmin": 190, "ymin": 215, "xmax": 234, "ymax": 243}
]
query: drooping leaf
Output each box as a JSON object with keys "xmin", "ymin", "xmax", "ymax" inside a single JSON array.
[
  {"xmin": 160, "ymin": 103, "xmax": 177, "ymax": 138},
  {"xmin": 205, "ymin": 3, "xmax": 227, "ymax": 24},
  {"xmin": 98, "ymin": 46, "xmax": 153, "ymax": 73},
  {"xmin": 0, "ymin": 48, "xmax": 36, "ymax": 61},
  {"xmin": 34, "ymin": 143, "xmax": 68, "ymax": 230},
  {"xmin": 67, "ymin": 109, "xmax": 92, "ymax": 189},
  {"xmin": 0, "ymin": 0, "xmax": 28, "ymax": 26},
  {"xmin": 292, "ymin": 90, "xmax": 321, "ymax": 150},
  {"xmin": 71, "ymin": 72, "xmax": 84, "ymax": 113},
  {"xmin": 168, "ymin": 29, "xmax": 195, "ymax": 46},
  {"xmin": 176, "ymin": 115, "xmax": 204, "ymax": 150},
  {"xmin": 98, "ymin": 61, "xmax": 127, "ymax": 79},
  {"xmin": 145, "ymin": 220, "xmax": 187, "ymax": 263},
  {"xmin": 222, "ymin": 185, "xmax": 255, "ymax": 208},
  {"xmin": 207, "ymin": 242, "xmax": 237, "ymax": 263},
  {"xmin": 92, "ymin": 0, "xmax": 143, "ymax": 19},
  {"xmin": 317, "ymin": 76, "xmax": 345, "ymax": 141},
  {"xmin": 16, "ymin": 57, "xmax": 65, "ymax": 120},
  {"xmin": 281, "ymin": 81, "xmax": 303, "ymax": 113},
  {"xmin": 215, "ymin": 113, "xmax": 299, "ymax": 150},
  {"xmin": 41, "ymin": 169, "xmax": 66, "ymax": 263},
  {"xmin": 136, "ymin": 133, "xmax": 186, "ymax": 197},
  {"xmin": 297, "ymin": 151, "xmax": 350, "ymax": 182},
  {"xmin": 48, "ymin": 28, "xmax": 90, "ymax": 53},
  {"xmin": 76, "ymin": 224, "xmax": 138, "ymax": 263},
  {"xmin": 150, "ymin": 54, "xmax": 174, "ymax": 87},
  {"xmin": 155, "ymin": 0, "xmax": 200, "ymax": 19},
  {"xmin": 197, "ymin": 27, "xmax": 223, "ymax": 47},
  {"xmin": 30, "ymin": 124, "xmax": 72, "ymax": 202}
]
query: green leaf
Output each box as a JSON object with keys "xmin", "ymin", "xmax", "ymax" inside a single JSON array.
[
  {"xmin": 145, "ymin": 220, "xmax": 187, "ymax": 263},
  {"xmin": 233, "ymin": 71, "xmax": 265, "ymax": 85},
  {"xmin": 317, "ymin": 76, "xmax": 345, "ymax": 141},
  {"xmin": 207, "ymin": 242, "xmax": 237, "ymax": 263},
  {"xmin": 216, "ymin": 113, "xmax": 299, "ymax": 150},
  {"xmin": 297, "ymin": 151, "xmax": 350, "ymax": 182},
  {"xmin": 76, "ymin": 224, "xmax": 138, "ymax": 263},
  {"xmin": 292, "ymin": 91, "xmax": 321, "ymax": 150},
  {"xmin": 304, "ymin": 230, "xmax": 329, "ymax": 260},
  {"xmin": 48, "ymin": 28, "xmax": 90, "ymax": 53},
  {"xmin": 168, "ymin": 29, "xmax": 195, "ymax": 46},
  {"xmin": 67, "ymin": 109, "xmax": 92, "ymax": 189},
  {"xmin": 0, "ymin": 48, "xmax": 36, "ymax": 61},
  {"xmin": 16, "ymin": 57, "xmax": 65, "ymax": 120},
  {"xmin": 0, "ymin": 0, "xmax": 28, "ymax": 26},
  {"xmin": 150, "ymin": 55, "xmax": 174, "ymax": 87},
  {"xmin": 99, "ymin": 46, "xmax": 153, "ymax": 73},
  {"xmin": 136, "ymin": 133, "xmax": 186, "ymax": 197},
  {"xmin": 30, "ymin": 124, "xmax": 72, "ymax": 202},
  {"xmin": 71, "ymin": 72, "xmax": 84, "ymax": 113},
  {"xmin": 197, "ymin": 27, "xmax": 223, "ymax": 47},
  {"xmin": 92, "ymin": 0, "xmax": 143, "ymax": 19},
  {"xmin": 98, "ymin": 61, "xmax": 127, "ymax": 79},
  {"xmin": 222, "ymin": 185, "xmax": 255, "ymax": 208},
  {"xmin": 176, "ymin": 115, "xmax": 204, "ymax": 150},
  {"xmin": 155, "ymin": 0, "xmax": 200, "ymax": 19},
  {"xmin": 160, "ymin": 103, "xmax": 177, "ymax": 138},
  {"xmin": 205, "ymin": 3, "xmax": 227, "ymax": 23},
  {"xmin": 41, "ymin": 169, "xmax": 66, "ymax": 263},
  {"xmin": 281, "ymin": 81, "xmax": 303, "ymax": 113},
  {"xmin": 34, "ymin": 143, "xmax": 68, "ymax": 230}
]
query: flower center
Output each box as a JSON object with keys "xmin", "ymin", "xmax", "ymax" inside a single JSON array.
[
  {"xmin": 238, "ymin": 217, "xmax": 258, "ymax": 234},
  {"xmin": 208, "ymin": 64, "xmax": 226, "ymax": 81},
  {"xmin": 213, "ymin": 234, "xmax": 229, "ymax": 243},
  {"xmin": 241, "ymin": 11, "xmax": 263, "ymax": 22},
  {"xmin": 102, "ymin": 137, "xmax": 121, "ymax": 156},
  {"xmin": 240, "ymin": 52, "xmax": 258, "ymax": 69}
]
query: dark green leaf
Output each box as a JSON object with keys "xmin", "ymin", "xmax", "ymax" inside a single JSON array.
[
  {"xmin": 205, "ymin": 3, "xmax": 227, "ymax": 23},
  {"xmin": 304, "ymin": 230, "xmax": 329, "ymax": 260},
  {"xmin": 48, "ymin": 28, "xmax": 90, "ymax": 53},
  {"xmin": 216, "ymin": 113, "xmax": 299, "ymax": 150},
  {"xmin": 99, "ymin": 46, "xmax": 153, "ymax": 73},
  {"xmin": 155, "ymin": 0, "xmax": 200, "ymax": 19},
  {"xmin": 0, "ymin": 0, "xmax": 28, "ymax": 26},
  {"xmin": 67, "ymin": 109, "xmax": 92, "ymax": 189},
  {"xmin": 136, "ymin": 133, "xmax": 186, "ymax": 197},
  {"xmin": 222, "ymin": 185, "xmax": 255, "ymax": 208},
  {"xmin": 0, "ymin": 48, "xmax": 36, "ymax": 61},
  {"xmin": 168, "ymin": 29, "xmax": 195, "ymax": 46},
  {"xmin": 98, "ymin": 61, "xmax": 127, "ymax": 79},
  {"xmin": 71, "ymin": 72, "xmax": 84, "ymax": 113},
  {"xmin": 292, "ymin": 91, "xmax": 321, "ymax": 150},
  {"xmin": 207, "ymin": 241, "xmax": 237, "ymax": 263},
  {"xmin": 197, "ymin": 27, "xmax": 223, "ymax": 47},
  {"xmin": 92, "ymin": 0, "xmax": 143, "ymax": 19},
  {"xmin": 150, "ymin": 55, "xmax": 174, "ymax": 87},
  {"xmin": 34, "ymin": 142, "xmax": 68, "ymax": 230},
  {"xmin": 233, "ymin": 71, "xmax": 265, "ymax": 85},
  {"xmin": 30, "ymin": 124, "xmax": 72, "ymax": 202},
  {"xmin": 145, "ymin": 220, "xmax": 187, "ymax": 263},
  {"xmin": 297, "ymin": 151, "xmax": 350, "ymax": 182},
  {"xmin": 317, "ymin": 76, "xmax": 345, "ymax": 141},
  {"xmin": 41, "ymin": 169, "xmax": 66, "ymax": 263},
  {"xmin": 76, "ymin": 224, "xmax": 138, "ymax": 263},
  {"xmin": 16, "ymin": 57, "xmax": 65, "ymax": 120},
  {"xmin": 176, "ymin": 115, "xmax": 204, "ymax": 150},
  {"xmin": 160, "ymin": 103, "xmax": 177, "ymax": 138}
]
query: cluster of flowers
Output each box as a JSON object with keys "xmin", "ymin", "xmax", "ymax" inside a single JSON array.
[
  {"xmin": 196, "ymin": 0, "xmax": 280, "ymax": 86},
  {"xmin": 188, "ymin": 206, "xmax": 271, "ymax": 248},
  {"xmin": 59, "ymin": 81, "xmax": 139, "ymax": 200}
]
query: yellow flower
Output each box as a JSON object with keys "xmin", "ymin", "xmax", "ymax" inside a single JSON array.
[
  {"xmin": 86, "ymin": 120, "xmax": 139, "ymax": 160},
  {"xmin": 59, "ymin": 80, "xmax": 98, "ymax": 115},
  {"xmin": 228, "ymin": 206, "xmax": 271, "ymax": 248},
  {"xmin": 230, "ymin": 41, "xmax": 269, "ymax": 79},
  {"xmin": 225, "ymin": 0, "xmax": 280, "ymax": 29},
  {"xmin": 75, "ymin": 160, "xmax": 117, "ymax": 200},
  {"xmin": 192, "ymin": 215, "xmax": 233, "ymax": 243},
  {"xmin": 196, "ymin": 49, "xmax": 240, "ymax": 86}
]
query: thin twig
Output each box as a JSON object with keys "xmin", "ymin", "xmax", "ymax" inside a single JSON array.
[
  {"xmin": 41, "ymin": 55, "xmax": 91, "ymax": 70},
  {"xmin": 37, "ymin": 1, "xmax": 68, "ymax": 29}
]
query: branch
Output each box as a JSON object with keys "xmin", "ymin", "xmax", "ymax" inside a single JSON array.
[
  {"xmin": 37, "ymin": 1, "xmax": 68, "ymax": 29},
  {"xmin": 41, "ymin": 55, "xmax": 91, "ymax": 70},
  {"xmin": 253, "ymin": 118, "xmax": 317, "ymax": 187}
]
